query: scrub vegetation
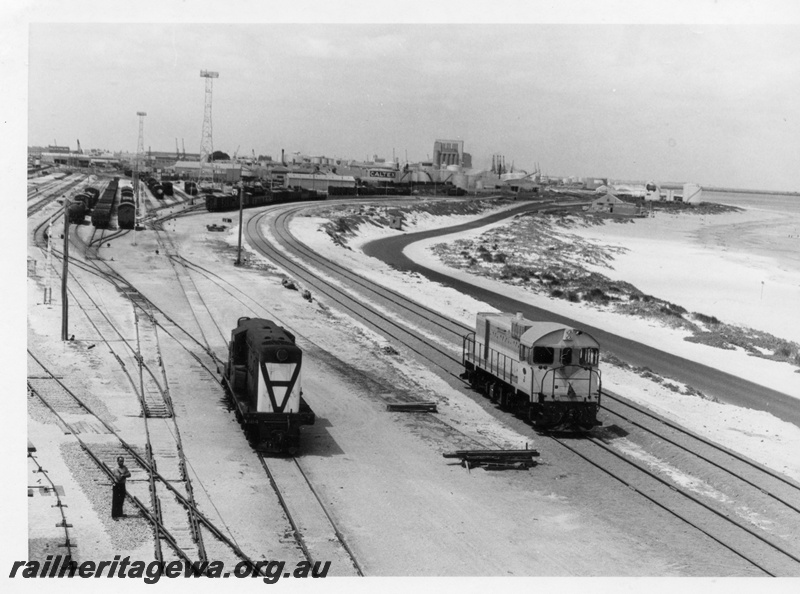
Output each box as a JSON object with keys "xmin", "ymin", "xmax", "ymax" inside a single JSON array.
[{"xmin": 311, "ymin": 197, "xmax": 797, "ymax": 370}]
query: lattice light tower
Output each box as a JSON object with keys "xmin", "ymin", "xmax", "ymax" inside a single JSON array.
[
  {"xmin": 135, "ymin": 111, "xmax": 147, "ymax": 196},
  {"xmin": 199, "ymin": 70, "xmax": 219, "ymax": 182}
]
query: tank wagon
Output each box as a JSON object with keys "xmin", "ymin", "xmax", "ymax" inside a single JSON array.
[
  {"xmin": 117, "ymin": 203, "xmax": 135, "ymax": 229},
  {"xmin": 462, "ymin": 312, "xmax": 602, "ymax": 431},
  {"xmin": 67, "ymin": 200, "xmax": 87, "ymax": 224},
  {"xmin": 83, "ymin": 187, "xmax": 100, "ymax": 209},
  {"xmin": 222, "ymin": 317, "xmax": 314, "ymax": 454},
  {"xmin": 117, "ymin": 189, "xmax": 136, "ymax": 229},
  {"xmin": 118, "ymin": 180, "xmax": 134, "ymax": 198},
  {"xmin": 72, "ymin": 192, "xmax": 90, "ymax": 208},
  {"xmin": 144, "ymin": 177, "xmax": 164, "ymax": 199}
]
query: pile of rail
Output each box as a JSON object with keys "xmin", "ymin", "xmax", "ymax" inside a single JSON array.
[{"xmin": 443, "ymin": 449, "xmax": 540, "ymax": 471}]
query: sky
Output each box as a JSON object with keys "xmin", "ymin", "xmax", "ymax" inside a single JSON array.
[{"xmin": 15, "ymin": 1, "xmax": 800, "ymax": 190}]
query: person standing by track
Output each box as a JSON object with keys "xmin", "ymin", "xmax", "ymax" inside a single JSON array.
[{"xmin": 111, "ymin": 457, "xmax": 131, "ymax": 519}]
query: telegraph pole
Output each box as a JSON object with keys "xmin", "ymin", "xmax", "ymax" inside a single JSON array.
[
  {"xmin": 235, "ymin": 183, "xmax": 244, "ymax": 266},
  {"xmin": 61, "ymin": 199, "xmax": 70, "ymax": 340},
  {"xmin": 44, "ymin": 218, "xmax": 53, "ymax": 304}
]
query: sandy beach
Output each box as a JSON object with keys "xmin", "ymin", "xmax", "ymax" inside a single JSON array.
[
  {"xmin": 292, "ymin": 199, "xmax": 800, "ymax": 483},
  {"xmin": 564, "ymin": 204, "xmax": 800, "ymax": 343}
]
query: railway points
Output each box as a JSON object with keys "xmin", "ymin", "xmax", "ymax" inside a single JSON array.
[{"xmin": 26, "ymin": 174, "xmax": 800, "ymax": 576}]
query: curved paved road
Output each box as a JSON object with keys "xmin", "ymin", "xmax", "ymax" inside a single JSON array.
[{"xmin": 362, "ymin": 201, "xmax": 800, "ymax": 429}]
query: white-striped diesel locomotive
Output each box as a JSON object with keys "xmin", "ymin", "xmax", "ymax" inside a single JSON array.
[
  {"xmin": 462, "ymin": 312, "xmax": 602, "ymax": 431},
  {"xmin": 222, "ymin": 317, "xmax": 315, "ymax": 454}
]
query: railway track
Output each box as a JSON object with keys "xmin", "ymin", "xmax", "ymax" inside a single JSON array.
[
  {"xmin": 258, "ymin": 455, "xmax": 362, "ymax": 576},
  {"xmin": 247, "ymin": 201, "xmax": 800, "ymax": 576},
  {"xmin": 34, "ymin": 199, "xmax": 355, "ymax": 574},
  {"xmin": 26, "ymin": 352, "xmax": 260, "ymax": 572},
  {"xmin": 29, "ymin": 192, "xmax": 800, "ymax": 575},
  {"xmin": 29, "ymin": 206, "xmax": 261, "ymax": 569},
  {"xmin": 27, "ymin": 173, "xmax": 87, "ymax": 217},
  {"xmin": 35, "ymin": 245, "xmax": 211, "ymax": 564},
  {"xmin": 165, "ymin": 249, "xmax": 527, "ymax": 453}
]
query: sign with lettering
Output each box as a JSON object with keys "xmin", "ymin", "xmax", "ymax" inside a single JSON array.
[{"xmin": 368, "ymin": 169, "xmax": 396, "ymax": 179}]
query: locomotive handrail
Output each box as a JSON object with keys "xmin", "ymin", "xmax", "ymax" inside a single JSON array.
[
  {"xmin": 538, "ymin": 365, "xmax": 601, "ymax": 399},
  {"xmin": 462, "ymin": 332, "xmax": 475, "ymax": 364},
  {"xmin": 463, "ymin": 334, "xmax": 517, "ymax": 384}
]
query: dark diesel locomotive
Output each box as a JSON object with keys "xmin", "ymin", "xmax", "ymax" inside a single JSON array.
[
  {"xmin": 222, "ymin": 317, "xmax": 315, "ymax": 454},
  {"xmin": 462, "ymin": 312, "xmax": 602, "ymax": 431},
  {"xmin": 205, "ymin": 186, "xmax": 325, "ymax": 212}
]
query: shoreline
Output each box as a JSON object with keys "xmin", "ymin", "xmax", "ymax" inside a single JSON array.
[
  {"xmin": 300, "ymin": 198, "xmax": 799, "ymax": 395},
  {"xmin": 703, "ymin": 188, "xmax": 800, "ymax": 197},
  {"xmin": 290, "ymin": 203, "xmax": 800, "ymax": 483}
]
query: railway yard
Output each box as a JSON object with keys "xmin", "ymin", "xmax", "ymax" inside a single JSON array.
[{"xmin": 24, "ymin": 171, "xmax": 800, "ymax": 577}]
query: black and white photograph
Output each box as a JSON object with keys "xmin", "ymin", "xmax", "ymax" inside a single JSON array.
[{"xmin": 7, "ymin": 0, "xmax": 800, "ymax": 587}]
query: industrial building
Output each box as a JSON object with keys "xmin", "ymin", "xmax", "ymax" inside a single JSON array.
[
  {"xmin": 285, "ymin": 172, "xmax": 357, "ymax": 192},
  {"xmin": 433, "ymin": 139, "xmax": 472, "ymax": 169}
]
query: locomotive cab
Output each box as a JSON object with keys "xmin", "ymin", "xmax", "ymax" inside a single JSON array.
[{"xmin": 521, "ymin": 326, "xmax": 600, "ymax": 397}]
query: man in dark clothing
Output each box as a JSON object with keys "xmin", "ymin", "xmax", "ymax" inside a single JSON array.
[{"xmin": 111, "ymin": 457, "xmax": 131, "ymax": 519}]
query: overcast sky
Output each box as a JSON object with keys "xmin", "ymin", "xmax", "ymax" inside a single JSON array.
[{"xmin": 23, "ymin": 6, "xmax": 800, "ymax": 191}]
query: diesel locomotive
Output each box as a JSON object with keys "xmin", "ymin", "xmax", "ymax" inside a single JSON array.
[
  {"xmin": 462, "ymin": 312, "xmax": 602, "ymax": 431},
  {"xmin": 222, "ymin": 317, "xmax": 315, "ymax": 454}
]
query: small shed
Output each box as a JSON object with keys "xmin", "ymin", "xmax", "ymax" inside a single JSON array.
[{"xmin": 588, "ymin": 193, "xmax": 640, "ymax": 216}]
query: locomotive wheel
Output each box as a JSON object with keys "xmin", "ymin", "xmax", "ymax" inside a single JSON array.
[
  {"xmin": 538, "ymin": 408, "xmax": 566, "ymax": 430},
  {"xmin": 527, "ymin": 406, "xmax": 535, "ymax": 424},
  {"xmin": 244, "ymin": 424, "xmax": 257, "ymax": 446},
  {"xmin": 498, "ymin": 389, "xmax": 508, "ymax": 409}
]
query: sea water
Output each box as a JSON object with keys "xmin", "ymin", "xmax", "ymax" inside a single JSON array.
[{"xmin": 702, "ymin": 190, "xmax": 800, "ymax": 273}]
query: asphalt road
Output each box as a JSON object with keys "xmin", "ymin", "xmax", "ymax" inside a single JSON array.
[{"xmin": 361, "ymin": 200, "xmax": 800, "ymax": 429}]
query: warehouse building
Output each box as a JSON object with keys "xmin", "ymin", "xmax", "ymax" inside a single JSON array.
[{"xmin": 285, "ymin": 172, "xmax": 356, "ymax": 192}]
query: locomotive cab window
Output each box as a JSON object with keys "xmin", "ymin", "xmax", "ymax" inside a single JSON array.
[
  {"xmin": 532, "ymin": 347, "xmax": 555, "ymax": 365},
  {"xmin": 579, "ymin": 348, "xmax": 599, "ymax": 366},
  {"xmin": 560, "ymin": 348, "xmax": 573, "ymax": 366}
]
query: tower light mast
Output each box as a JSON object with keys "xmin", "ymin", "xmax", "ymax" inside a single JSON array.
[{"xmin": 199, "ymin": 70, "xmax": 219, "ymax": 185}]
